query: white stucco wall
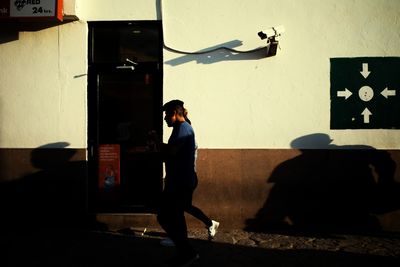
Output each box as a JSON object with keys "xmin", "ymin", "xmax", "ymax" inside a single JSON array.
[
  {"xmin": 0, "ymin": 0, "xmax": 399, "ymax": 149},
  {"xmin": 161, "ymin": 0, "xmax": 400, "ymax": 149},
  {"xmin": 76, "ymin": 0, "xmax": 158, "ymax": 21},
  {"xmin": 0, "ymin": 20, "xmax": 87, "ymax": 149}
]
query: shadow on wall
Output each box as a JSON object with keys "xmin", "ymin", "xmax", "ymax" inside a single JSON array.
[
  {"xmin": 157, "ymin": 0, "xmax": 271, "ymax": 66},
  {"xmin": 246, "ymin": 133, "xmax": 400, "ymax": 234},
  {"xmin": 0, "ymin": 21, "xmax": 75, "ymax": 45},
  {"xmin": 0, "ymin": 142, "xmax": 98, "ymax": 230},
  {"xmin": 0, "ymin": 26, "xmax": 19, "ymax": 44},
  {"xmin": 164, "ymin": 40, "xmax": 270, "ymax": 66}
]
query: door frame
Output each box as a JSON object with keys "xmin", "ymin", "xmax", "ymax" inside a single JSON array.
[{"xmin": 87, "ymin": 20, "xmax": 163, "ymax": 213}]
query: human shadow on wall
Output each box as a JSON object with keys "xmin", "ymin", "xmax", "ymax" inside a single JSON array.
[
  {"xmin": 246, "ymin": 133, "xmax": 400, "ymax": 235},
  {"xmin": 0, "ymin": 142, "xmax": 96, "ymax": 231}
]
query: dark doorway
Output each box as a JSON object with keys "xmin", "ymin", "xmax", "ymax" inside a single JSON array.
[{"xmin": 87, "ymin": 21, "xmax": 163, "ymax": 213}]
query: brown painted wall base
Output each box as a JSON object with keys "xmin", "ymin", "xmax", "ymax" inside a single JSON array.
[
  {"xmin": 1, "ymin": 147, "xmax": 400, "ymax": 234},
  {"xmin": 193, "ymin": 149, "xmax": 400, "ymax": 233},
  {"xmin": 97, "ymin": 148, "xmax": 400, "ymax": 234},
  {"xmin": 0, "ymin": 147, "xmax": 88, "ymax": 229}
]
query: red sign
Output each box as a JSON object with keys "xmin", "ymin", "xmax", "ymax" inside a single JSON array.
[
  {"xmin": 98, "ymin": 144, "xmax": 121, "ymax": 192},
  {"xmin": 0, "ymin": 0, "xmax": 63, "ymax": 21}
]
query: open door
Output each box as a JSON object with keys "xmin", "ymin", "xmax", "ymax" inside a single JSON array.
[{"xmin": 87, "ymin": 21, "xmax": 163, "ymax": 213}]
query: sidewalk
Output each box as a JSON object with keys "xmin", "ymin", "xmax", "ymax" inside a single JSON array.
[{"xmin": 2, "ymin": 226, "xmax": 400, "ymax": 266}]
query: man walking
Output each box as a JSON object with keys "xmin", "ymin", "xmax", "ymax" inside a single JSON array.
[{"xmin": 157, "ymin": 100, "xmax": 200, "ymax": 266}]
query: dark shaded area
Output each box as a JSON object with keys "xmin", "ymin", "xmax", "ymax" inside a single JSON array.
[
  {"xmin": 92, "ymin": 150, "xmax": 163, "ymax": 214},
  {"xmin": 0, "ymin": 143, "xmax": 99, "ymax": 231},
  {"xmin": 0, "ymin": 26, "xmax": 18, "ymax": 44},
  {"xmin": 1, "ymin": 229, "xmax": 399, "ymax": 267},
  {"xmin": 246, "ymin": 134, "xmax": 400, "ymax": 235}
]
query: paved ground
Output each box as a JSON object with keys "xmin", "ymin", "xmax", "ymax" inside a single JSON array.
[{"xmin": 2, "ymin": 226, "xmax": 400, "ymax": 266}]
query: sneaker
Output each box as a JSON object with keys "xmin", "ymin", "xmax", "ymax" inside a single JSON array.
[
  {"xmin": 160, "ymin": 238, "xmax": 175, "ymax": 247},
  {"xmin": 208, "ymin": 220, "xmax": 220, "ymax": 240}
]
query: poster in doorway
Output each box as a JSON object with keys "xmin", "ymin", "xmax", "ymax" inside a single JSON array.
[{"xmin": 99, "ymin": 144, "xmax": 120, "ymax": 192}]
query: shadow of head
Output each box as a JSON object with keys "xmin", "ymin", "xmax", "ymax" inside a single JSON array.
[
  {"xmin": 31, "ymin": 142, "xmax": 77, "ymax": 169},
  {"xmin": 290, "ymin": 133, "xmax": 334, "ymax": 149}
]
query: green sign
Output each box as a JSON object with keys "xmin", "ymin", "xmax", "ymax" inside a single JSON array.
[{"xmin": 330, "ymin": 57, "xmax": 400, "ymax": 129}]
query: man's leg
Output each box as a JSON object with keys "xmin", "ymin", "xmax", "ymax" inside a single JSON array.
[
  {"xmin": 157, "ymin": 189, "xmax": 195, "ymax": 255},
  {"xmin": 185, "ymin": 205, "xmax": 212, "ymax": 227}
]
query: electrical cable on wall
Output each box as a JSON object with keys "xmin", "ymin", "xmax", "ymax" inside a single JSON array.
[
  {"xmin": 163, "ymin": 43, "xmax": 269, "ymax": 55},
  {"xmin": 159, "ymin": 0, "xmax": 274, "ymax": 55}
]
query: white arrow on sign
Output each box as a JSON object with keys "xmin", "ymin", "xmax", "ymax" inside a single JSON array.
[
  {"xmin": 337, "ymin": 88, "xmax": 353, "ymax": 99},
  {"xmin": 361, "ymin": 108, "xmax": 372, "ymax": 123},
  {"xmin": 381, "ymin": 87, "xmax": 396, "ymax": 99},
  {"xmin": 360, "ymin": 63, "xmax": 371, "ymax": 79}
]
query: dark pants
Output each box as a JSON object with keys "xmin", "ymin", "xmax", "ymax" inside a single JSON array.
[
  {"xmin": 185, "ymin": 174, "xmax": 212, "ymax": 227},
  {"xmin": 185, "ymin": 205, "xmax": 212, "ymax": 227},
  {"xmin": 157, "ymin": 183, "xmax": 196, "ymax": 256}
]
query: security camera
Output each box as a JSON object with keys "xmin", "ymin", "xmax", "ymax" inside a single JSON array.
[
  {"xmin": 258, "ymin": 25, "xmax": 285, "ymax": 57},
  {"xmin": 258, "ymin": 25, "xmax": 285, "ymax": 40}
]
